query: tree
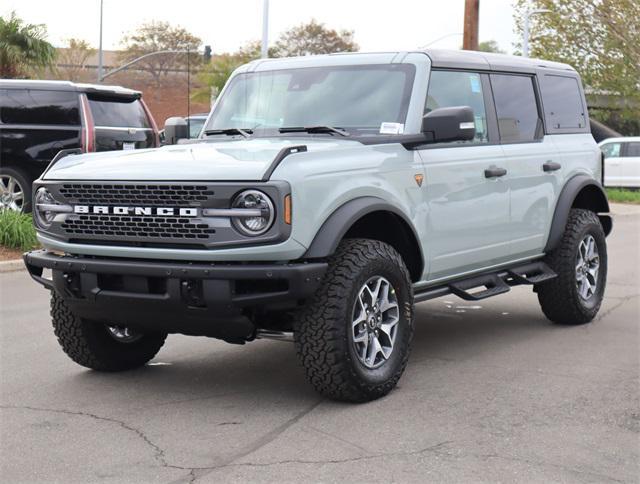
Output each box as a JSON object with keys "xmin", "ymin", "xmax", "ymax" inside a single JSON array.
[
  {"xmin": 192, "ymin": 53, "xmax": 250, "ymax": 105},
  {"xmin": 477, "ymin": 40, "xmax": 505, "ymax": 54},
  {"xmin": 119, "ymin": 21, "xmax": 201, "ymax": 86},
  {"xmin": 55, "ymin": 38, "xmax": 95, "ymax": 81},
  {"xmin": 271, "ymin": 19, "xmax": 359, "ymax": 57},
  {"xmin": 513, "ymin": 0, "xmax": 640, "ymax": 133},
  {"xmin": 0, "ymin": 11, "xmax": 56, "ymax": 78}
]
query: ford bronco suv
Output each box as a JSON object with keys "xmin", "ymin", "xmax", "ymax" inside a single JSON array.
[{"xmin": 24, "ymin": 50, "xmax": 611, "ymax": 402}]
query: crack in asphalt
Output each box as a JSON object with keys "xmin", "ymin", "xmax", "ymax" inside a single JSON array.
[
  {"xmin": 596, "ymin": 294, "xmax": 639, "ymax": 322},
  {"xmin": 1, "ymin": 399, "xmax": 324, "ymax": 484},
  {"xmin": 0, "ymin": 404, "xmax": 170, "ymax": 468}
]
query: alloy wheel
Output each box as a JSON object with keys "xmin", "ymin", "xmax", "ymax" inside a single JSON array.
[
  {"xmin": 576, "ymin": 234, "xmax": 600, "ymax": 300},
  {"xmin": 351, "ymin": 276, "xmax": 400, "ymax": 369},
  {"xmin": 0, "ymin": 175, "xmax": 25, "ymax": 212}
]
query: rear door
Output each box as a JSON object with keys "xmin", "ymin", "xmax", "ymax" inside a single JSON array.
[
  {"xmin": 87, "ymin": 94, "xmax": 156, "ymax": 151},
  {"xmin": 492, "ymin": 73, "xmax": 561, "ymax": 260},
  {"xmin": 619, "ymin": 142, "xmax": 640, "ymax": 187},
  {"xmin": 418, "ymin": 70, "xmax": 511, "ymax": 281}
]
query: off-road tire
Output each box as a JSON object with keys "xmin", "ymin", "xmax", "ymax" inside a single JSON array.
[
  {"xmin": 51, "ymin": 293, "xmax": 167, "ymax": 371},
  {"xmin": 294, "ymin": 239, "xmax": 414, "ymax": 402},
  {"xmin": 0, "ymin": 166, "xmax": 32, "ymax": 213},
  {"xmin": 537, "ymin": 209, "xmax": 607, "ymax": 325}
]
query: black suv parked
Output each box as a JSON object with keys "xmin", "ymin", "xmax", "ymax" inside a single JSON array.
[{"xmin": 0, "ymin": 80, "xmax": 159, "ymax": 212}]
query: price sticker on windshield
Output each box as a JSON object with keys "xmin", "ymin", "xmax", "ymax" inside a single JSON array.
[{"xmin": 379, "ymin": 122, "xmax": 404, "ymax": 135}]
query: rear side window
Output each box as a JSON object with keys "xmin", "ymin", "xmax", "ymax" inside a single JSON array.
[
  {"xmin": 490, "ymin": 74, "xmax": 541, "ymax": 143},
  {"xmin": 88, "ymin": 97, "xmax": 150, "ymax": 129},
  {"xmin": 0, "ymin": 89, "xmax": 80, "ymax": 125},
  {"xmin": 426, "ymin": 70, "xmax": 489, "ymax": 143},
  {"xmin": 539, "ymin": 75, "xmax": 586, "ymax": 131},
  {"xmin": 625, "ymin": 142, "xmax": 640, "ymax": 157}
]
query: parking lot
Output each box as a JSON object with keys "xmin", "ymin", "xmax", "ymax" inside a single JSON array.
[{"xmin": 1, "ymin": 207, "xmax": 638, "ymax": 483}]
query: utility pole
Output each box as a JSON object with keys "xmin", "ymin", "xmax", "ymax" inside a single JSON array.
[
  {"xmin": 462, "ymin": 0, "xmax": 479, "ymax": 51},
  {"xmin": 261, "ymin": 0, "xmax": 269, "ymax": 58},
  {"xmin": 97, "ymin": 0, "xmax": 104, "ymax": 82},
  {"xmin": 523, "ymin": 9, "xmax": 550, "ymax": 57}
]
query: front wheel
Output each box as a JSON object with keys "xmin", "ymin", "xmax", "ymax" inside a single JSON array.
[
  {"xmin": 537, "ymin": 209, "xmax": 607, "ymax": 325},
  {"xmin": 294, "ymin": 239, "xmax": 414, "ymax": 402},
  {"xmin": 51, "ymin": 294, "xmax": 167, "ymax": 371}
]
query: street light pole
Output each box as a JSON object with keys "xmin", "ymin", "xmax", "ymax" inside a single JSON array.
[
  {"xmin": 98, "ymin": 0, "xmax": 104, "ymax": 82},
  {"xmin": 261, "ymin": 0, "xmax": 269, "ymax": 58},
  {"xmin": 523, "ymin": 9, "xmax": 550, "ymax": 57}
]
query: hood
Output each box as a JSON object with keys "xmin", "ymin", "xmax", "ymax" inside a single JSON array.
[{"xmin": 43, "ymin": 138, "xmax": 361, "ymax": 181}]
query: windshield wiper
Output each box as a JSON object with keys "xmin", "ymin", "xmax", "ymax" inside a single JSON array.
[
  {"xmin": 204, "ymin": 128, "xmax": 253, "ymax": 138},
  {"xmin": 279, "ymin": 126, "xmax": 350, "ymax": 137}
]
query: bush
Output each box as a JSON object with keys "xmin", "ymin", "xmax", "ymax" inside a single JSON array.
[
  {"xmin": 0, "ymin": 210, "xmax": 38, "ymax": 251},
  {"xmin": 606, "ymin": 188, "xmax": 640, "ymax": 205}
]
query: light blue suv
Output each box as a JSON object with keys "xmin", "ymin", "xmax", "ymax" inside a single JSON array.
[{"xmin": 25, "ymin": 50, "xmax": 612, "ymax": 402}]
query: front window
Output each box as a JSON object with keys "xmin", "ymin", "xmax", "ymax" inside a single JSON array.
[
  {"xmin": 206, "ymin": 64, "xmax": 416, "ymax": 135},
  {"xmin": 601, "ymin": 143, "xmax": 621, "ymax": 158}
]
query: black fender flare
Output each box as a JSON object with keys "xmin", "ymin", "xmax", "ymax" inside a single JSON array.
[
  {"xmin": 544, "ymin": 175, "xmax": 612, "ymax": 253},
  {"xmin": 304, "ymin": 196, "xmax": 423, "ymax": 262}
]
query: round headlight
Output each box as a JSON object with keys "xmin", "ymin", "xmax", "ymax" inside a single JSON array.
[
  {"xmin": 34, "ymin": 187, "xmax": 58, "ymax": 228},
  {"xmin": 231, "ymin": 190, "xmax": 275, "ymax": 236}
]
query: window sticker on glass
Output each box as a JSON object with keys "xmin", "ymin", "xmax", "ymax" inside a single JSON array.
[
  {"xmin": 379, "ymin": 122, "xmax": 404, "ymax": 135},
  {"xmin": 470, "ymin": 75, "xmax": 482, "ymax": 93},
  {"xmin": 122, "ymin": 142, "xmax": 136, "ymax": 150}
]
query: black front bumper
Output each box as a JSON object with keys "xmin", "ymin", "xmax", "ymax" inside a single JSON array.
[{"xmin": 24, "ymin": 250, "xmax": 327, "ymax": 341}]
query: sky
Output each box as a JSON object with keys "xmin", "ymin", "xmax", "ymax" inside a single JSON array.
[{"xmin": 1, "ymin": 0, "xmax": 520, "ymax": 54}]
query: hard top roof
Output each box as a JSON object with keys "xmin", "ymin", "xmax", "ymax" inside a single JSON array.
[
  {"xmin": 243, "ymin": 49, "xmax": 576, "ymax": 75},
  {"xmin": 0, "ymin": 79, "xmax": 141, "ymax": 98}
]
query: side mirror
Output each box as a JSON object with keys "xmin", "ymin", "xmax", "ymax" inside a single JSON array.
[
  {"xmin": 422, "ymin": 106, "xmax": 476, "ymax": 143},
  {"xmin": 163, "ymin": 117, "xmax": 188, "ymax": 145}
]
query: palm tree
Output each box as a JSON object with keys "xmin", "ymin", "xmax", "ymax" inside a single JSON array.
[{"xmin": 0, "ymin": 12, "xmax": 56, "ymax": 78}]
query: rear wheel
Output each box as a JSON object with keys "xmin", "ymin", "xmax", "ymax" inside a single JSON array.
[
  {"xmin": 537, "ymin": 209, "xmax": 607, "ymax": 325},
  {"xmin": 0, "ymin": 167, "xmax": 31, "ymax": 213},
  {"xmin": 51, "ymin": 294, "xmax": 167, "ymax": 371},
  {"xmin": 294, "ymin": 239, "xmax": 414, "ymax": 402}
]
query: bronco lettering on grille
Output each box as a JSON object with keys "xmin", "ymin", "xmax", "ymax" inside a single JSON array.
[{"xmin": 73, "ymin": 206, "xmax": 199, "ymax": 217}]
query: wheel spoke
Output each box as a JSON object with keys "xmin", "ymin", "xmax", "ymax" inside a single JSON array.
[
  {"xmin": 7, "ymin": 178, "xmax": 15, "ymax": 193},
  {"xmin": 351, "ymin": 275, "xmax": 400, "ymax": 369},
  {"xmin": 366, "ymin": 336, "xmax": 382, "ymax": 367}
]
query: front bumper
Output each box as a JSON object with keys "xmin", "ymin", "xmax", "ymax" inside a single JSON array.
[{"xmin": 24, "ymin": 250, "xmax": 327, "ymax": 341}]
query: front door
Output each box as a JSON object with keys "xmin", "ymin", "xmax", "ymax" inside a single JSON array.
[{"xmin": 418, "ymin": 70, "xmax": 511, "ymax": 282}]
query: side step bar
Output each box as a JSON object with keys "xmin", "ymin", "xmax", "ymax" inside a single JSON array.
[{"xmin": 415, "ymin": 261, "xmax": 556, "ymax": 303}]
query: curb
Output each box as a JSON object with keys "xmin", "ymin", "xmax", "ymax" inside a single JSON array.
[{"xmin": 0, "ymin": 259, "xmax": 25, "ymax": 274}]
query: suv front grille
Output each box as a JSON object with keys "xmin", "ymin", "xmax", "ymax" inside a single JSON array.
[
  {"xmin": 58, "ymin": 184, "xmax": 215, "ymax": 206},
  {"xmin": 61, "ymin": 215, "xmax": 216, "ymax": 240}
]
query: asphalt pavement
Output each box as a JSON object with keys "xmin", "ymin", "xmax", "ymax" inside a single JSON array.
[{"xmin": 1, "ymin": 210, "xmax": 638, "ymax": 483}]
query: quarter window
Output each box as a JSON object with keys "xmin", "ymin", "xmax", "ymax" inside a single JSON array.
[
  {"xmin": 425, "ymin": 70, "xmax": 488, "ymax": 143},
  {"xmin": 539, "ymin": 74, "xmax": 586, "ymax": 130},
  {"xmin": 0, "ymin": 89, "xmax": 80, "ymax": 125},
  {"xmin": 490, "ymin": 74, "xmax": 541, "ymax": 143}
]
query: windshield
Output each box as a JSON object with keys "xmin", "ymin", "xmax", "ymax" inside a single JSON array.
[{"xmin": 206, "ymin": 64, "xmax": 416, "ymax": 135}]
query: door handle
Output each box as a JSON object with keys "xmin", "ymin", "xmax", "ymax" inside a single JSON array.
[
  {"xmin": 543, "ymin": 161, "xmax": 562, "ymax": 172},
  {"xmin": 484, "ymin": 167, "xmax": 507, "ymax": 178}
]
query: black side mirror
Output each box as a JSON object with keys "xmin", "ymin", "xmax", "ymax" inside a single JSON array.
[
  {"xmin": 163, "ymin": 117, "xmax": 188, "ymax": 145},
  {"xmin": 422, "ymin": 106, "xmax": 476, "ymax": 143}
]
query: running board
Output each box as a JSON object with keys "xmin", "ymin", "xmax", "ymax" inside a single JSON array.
[{"xmin": 415, "ymin": 261, "xmax": 557, "ymax": 303}]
